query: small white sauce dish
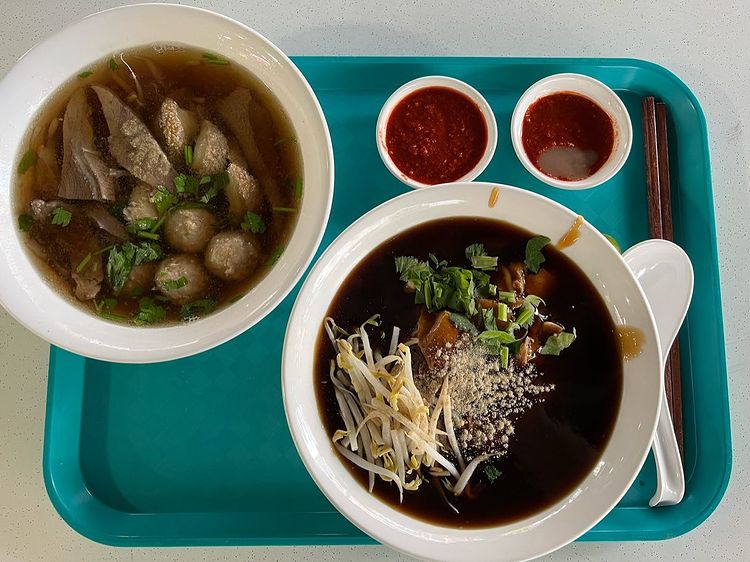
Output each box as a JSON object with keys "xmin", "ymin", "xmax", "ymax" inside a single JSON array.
[
  {"xmin": 510, "ymin": 73, "xmax": 632, "ymax": 190},
  {"xmin": 376, "ymin": 76, "xmax": 498, "ymax": 189},
  {"xmin": 0, "ymin": 4, "xmax": 334, "ymax": 363}
]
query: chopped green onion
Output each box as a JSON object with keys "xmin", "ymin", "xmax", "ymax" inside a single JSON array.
[
  {"xmin": 497, "ymin": 302, "xmax": 508, "ymax": 322},
  {"xmin": 499, "ymin": 346, "xmax": 509, "ymax": 369},
  {"xmin": 272, "ymin": 206, "xmax": 297, "ymax": 213},
  {"xmin": 108, "ymin": 57, "xmax": 119, "ymax": 71},
  {"xmin": 161, "ymin": 276, "xmax": 189, "ymax": 291},
  {"xmin": 293, "ymin": 178, "xmax": 303, "ymax": 200},
  {"xmin": 515, "ymin": 305, "xmax": 534, "ymax": 328},
  {"xmin": 94, "ymin": 244, "xmax": 115, "ymax": 256},
  {"xmin": 17, "ymin": 149, "xmax": 37, "ymax": 175},
  {"xmin": 497, "ymin": 291, "xmax": 516, "ymax": 303},
  {"xmin": 75, "ymin": 253, "xmax": 93, "ymax": 273},
  {"xmin": 17, "ymin": 214, "xmax": 33, "ymax": 232},
  {"xmin": 470, "ymin": 254, "xmax": 498, "ymax": 271},
  {"xmin": 51, "ymin": 207, "xmax": 72, "ymax": 227},
  {"xmin": 149, "ymin": 214, "xmax": 167, "ymax": 233},
  {"xmin": 180, "ymin": 298, "xmax": 217, "ymax": 320},
  {"xmin": 184, "ymin": 144, "xmax": 194, "ymax": 166},
  {"xmin": 77, "ymin": 70, "xmax": 93, "ymax": 79},
  {"xmin": 136, "ymin": 231, "xmax": 160, "ymax": 240}
]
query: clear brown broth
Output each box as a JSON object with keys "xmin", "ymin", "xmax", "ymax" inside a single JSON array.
[
  {"xmin": 315, "ymin": 217, "xmax": 623, "ymax": 528},
  {"xmin": 14, "ymin": 45, "xmax": 301, "ymax": 324}
]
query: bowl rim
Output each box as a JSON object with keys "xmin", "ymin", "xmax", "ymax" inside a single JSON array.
[
  {"xmin": 375, "ymin": 75, "xmax": 498, "ymax": 189},
  {"xmin": 0, "ymin": 3, "xmax": 334, "ymax": 363},
  {"xmin": 510, "ymin": 72, "xmax": 633, "ymax": 190},
  {"xmin": 282, "ymin": 181, "xmax": 662, "ymax": 562}
]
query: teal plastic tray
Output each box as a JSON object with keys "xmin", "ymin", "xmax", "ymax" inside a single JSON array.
[{"xmin": 43, "ymin": 57, "xmax": 730, "ymax": 546}]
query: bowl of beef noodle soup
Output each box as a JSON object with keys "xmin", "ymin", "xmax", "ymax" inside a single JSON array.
[
  {"xmin": 282, "ymin": 182, "xmax": 662, "ymax": 562},
  {"xmin": 0, "ymin": 5, "xmax": 333, "ymax": 362}
]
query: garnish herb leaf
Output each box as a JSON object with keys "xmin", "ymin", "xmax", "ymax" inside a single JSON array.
[
  {"xmin": 106, "ymin": 244, "xmax": 135, "ymax": 293},
  {"xmin": 484, "ymin": 464, "xmax": 502, "ymax": 483},
  {"xmin": 106, "ymin": 242, "xmax": 163, "ymax": 293},
  {"xmin": 180, "ymin": 298, "xmax": 217, "ymax": 320},
  {"xmin": 524, "ymin": 235, "xmax": 551, "ymax": 273},
  {"xmin": 272, "ymin": 206, "xmax": 297, "ymax": 213},
  {"xmin": 184, "ymin": 144, "xmax": 194, "ymax": 166},
  {"xmin": 201, "ymin": 52, "xmax": 230, "ymax": 65},
  {"xmin": 51, "ymin": 207, "xmax": 72, "ymax": 227},
  {"xmin": 293, "ymin": 178, "xmax": 303, "ymax": 200},
  {"xmin": 482, "ymin": 307, "xmax": 496, "ymax": 331},
  {"xmin": 77, "ymin": 70, "xmax": 93, "ymax": 79},
  {"xmin": 448, "ymin": 313, "xmax": 479, "ymax": 336},
  {"xmin": 267, "ymin": 246, "xmax": 284, "ymax": 266},
  {"xmin": 17, "ymin": 214, "xmax": 33, "ymax": 232},
  {"xmin": 241, "ymin": 212, "xmax": 266, "ymax": 234},
  {"xmin": 133, "ymin": 297, "xmax": 166, "ymax": 325},
  {"xmin": 108, "ymin": 57, "xmax": 119, "ymax": 71},
  {"xmin": 465, "ymin": 243, "xmax": 486, "ymax": 259},
  {"xmin": 274, "ymin": 137, "xmax": 297, "ymax": 146},
  {"xmin": 17, "ymin": 149, "xmax": 37, "ymax": 174},
  {"xmin": 539, "ymin": 329, "xmax": 577, "ymax": 356},
  {"xmin": 229, "ymin": 294, "xmax": 245, "ymax": 304},
  {"xmin": 151, "ymin": 185, "xmax": 176, "ymax": 215}
]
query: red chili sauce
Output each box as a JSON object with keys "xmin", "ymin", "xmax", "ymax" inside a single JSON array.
[
  {"xmin": 521, "ymin": 92, "xmax": 615, "ymax": 181},
  {"xmin": 386, "ymin": 87, "xmax": 488, "ymax": 185}
]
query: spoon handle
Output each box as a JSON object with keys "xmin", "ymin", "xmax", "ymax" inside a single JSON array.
[{"xmin": 650, "ymin": 389, "xmax": 685, "ymax": 506}]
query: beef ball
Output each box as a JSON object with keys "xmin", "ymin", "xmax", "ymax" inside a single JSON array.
[
  {"xmin": 204, "ymin": 231, "xmax": 261, "ymax": 281},
  {"xmin": 163, "ymin": 208, "xmax": 216, "ymax": 253}
]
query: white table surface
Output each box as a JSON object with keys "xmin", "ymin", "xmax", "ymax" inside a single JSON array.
[{"xmin": 0, "ymin": 1, "xmax": 747, "ymax": 561}]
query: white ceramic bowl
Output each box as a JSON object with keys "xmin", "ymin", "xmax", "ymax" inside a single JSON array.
[
  {"xmin": 283, "ymin": 182, "xmax": 662, "ymax": 562},
  {"xmin": 0, "ymin": 4, "xmax": 334, "ymax": 363},
  {"xmin": 376, "ymin": 76, "xmax": 498, "ymax": 189},
  {"xmin": 510, "ymin": 73, "xmax": 632, "ymax": 190}
]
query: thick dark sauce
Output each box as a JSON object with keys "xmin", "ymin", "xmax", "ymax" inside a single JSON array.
[
  {"xmin": 14, "ymin": 45, "xmax": 301, "ymax": 323},
  {"xmin": 315, "ymin": 217, "xmax": 622, "ymax": 528}
]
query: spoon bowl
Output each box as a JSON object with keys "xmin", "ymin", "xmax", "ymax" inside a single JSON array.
[{"xmin": 623, "ymin": 239, "xmax": 693, "ymax": 507}]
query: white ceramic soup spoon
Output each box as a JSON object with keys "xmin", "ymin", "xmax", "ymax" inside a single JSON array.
[{"xmin": 623, "ymin": 239, "xmax": 693, "ymax": 507}]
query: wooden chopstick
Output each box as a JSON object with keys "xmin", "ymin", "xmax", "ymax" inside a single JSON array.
[{"xmin": 641, "ymin": 97, "xmax": 684, "ymax": 458}]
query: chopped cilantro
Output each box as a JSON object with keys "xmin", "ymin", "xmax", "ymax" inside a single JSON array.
[
  {"xmin": 266, "ymin": 246, "xmax": 284, "ymax": 266},
  {"xmin": 180, "ymin": 298, "xmax": 217, "ymax": 320},
  {"xmin": 524, "ymin": 235, "xmax": 551, "ymax": 273},
  {"xmin": 241, "ymin": 212, "xmax": 266, "ymax": 234},
  {"xmin": 108, "ymin": 57, "xmax": 119, "ymax": 71},
  {"xmin": 133, "ymin": 297, "xmax": 166, "ymax": 325},
  {"xmin": 484, "ymin": 464, "xmax": 502, "ymax": 483},
  {"xmin": 539, "ymin": 329, "xmax": 577, "ymax": 356},
  {"xmin": 448, "ymin": 312, "xmax": 479, "ymax": 336},
  {"xmin": 150, "ymin": 185, "xmax": 176, "ymax": 215},
  {"xmin": 17, "ymin": 214, "xmax": 33, "ymax": 232},
  {"xmin": 51, "ymin": 207, "xmax": 72, "ymax": 227}
]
